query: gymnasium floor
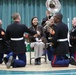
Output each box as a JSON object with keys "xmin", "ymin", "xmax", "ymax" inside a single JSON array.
[{"xmin": 0, "ymin": 52, "xmax": 76, "ymax": 75}]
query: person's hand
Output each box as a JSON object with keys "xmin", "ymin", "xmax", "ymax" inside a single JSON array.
[
  {"xmin": 48, "ymin": 28, "xmax": 55, "ymax": 35},
  {"xmin": 47, "ymin": 27, "xmax": 52, "ymax": 32},
  {"xmin": 24, "ymin": 34, "xmax": 29, "ymax": 38},
  {"xmin": 34, "ymin": 31, "xmax": 40, "ymax": 37},
  {"xmin": 45, "ymin": 21, "xmax": 50, "ymax": 25},
  {"xmin": 1, "ymin": 31, "xmax": 5, "ymax": 35},
  {"xmin": 33, "ymin": 34, "xmax": 38, "ymax": 37},
  {"xmin": 37, "ymin": 31, "xmax": 40, "ymax": 36},
  {"xmin": 38, "ymin": 39, "xmax": 42, "ymax": 42}
]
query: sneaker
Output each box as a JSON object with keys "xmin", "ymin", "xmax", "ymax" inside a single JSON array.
[
  {"xmin": 37, "ymin": 58, "xmax": 41, "ymax": 65},
  {"xmin": 35, "ymin": 59, "xmax": 38, "ymax": 65},
  {"xmin": 6, "ymin": 56, "xmax": 13, "ymax": 68},
  {"xmin": 35, "ymin": 61, "xmax": 38, "ymax": 65},
  {"xmin": 70, "ymin": 56, "xmax": 76, "ymax": 65},
  {"xmin": 2, "ymin": 57, "xmax": 8, "ymax": 64},
  {"xmin": 38, "ymin": 61, "xmax": 41, "ymax": 65},
  {"xmin": 35, "ymin": 60, "xmax": 38, "ymax": 65}
]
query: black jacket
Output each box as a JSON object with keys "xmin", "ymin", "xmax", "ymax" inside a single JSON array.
[
  {"xmin": 29, "ymin": 25, "xmax": 44, "ymax": 42},
  {"xmin": 0, "ymin": 27, "xmax": 10, "ymax": 53},
  {"xmin": 51, "ymin": 22, "xmax": 69, "ymax": 55},
  {"xmin": 70, "ymin": 26, "xmax": 76, "ymax": 53},
  {"xmin": 41, "ymin": 16, "xmax": 51, "ymax": 27},
  {"xmin": 6, "ymin": 21, "xmax": 37, "ymax": 53}
]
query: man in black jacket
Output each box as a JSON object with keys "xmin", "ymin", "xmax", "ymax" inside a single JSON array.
[
  {"xmin": 49, "ymin": 13, "xmax": 76, "ymax": 67},
  {"xmin": 3, "ymin": 13, "xmax": 40, "ymax": 68},
  {"xmin": 0, "ymin": 20, "xmax": 10, "ymax": 64},
  {"xmin": 70, "ymin": 17, "xmax": 76, "ymax": 60}
]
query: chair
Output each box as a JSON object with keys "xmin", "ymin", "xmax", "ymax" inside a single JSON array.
[{"xmin": 26, "ymin": 43, "xmax": 47, "ymax": 64}]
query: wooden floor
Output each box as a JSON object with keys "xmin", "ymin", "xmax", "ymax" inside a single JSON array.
[{"xmin": 0, "ymin": 52, "xmax": 76, "ymax": 72}]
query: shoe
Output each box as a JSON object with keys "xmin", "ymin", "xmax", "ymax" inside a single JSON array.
[
  {"xmin": 35, "ymin": 59, "xmax": 38, "ymax": 65},
  {"xmin": 38, "ymin": 61, "xmax": 41, "ymax": 65},
  {"xmin": 38, "ymin": 58, "xmax": 41, "ymax": 65},
  {"xmin": 70, "ymin": 56, "xmax": 76, "ymax": 65},
  {"xmin": 35, "ymin": 61, "xmax": 38, "ymax": 65},
  {"xmin": 2, "ymin": 57, "xmax": 8, "ymax": 64},
  {"xmin": 6, "ymin": 56, "xmax": 13, "ymax": 68}
]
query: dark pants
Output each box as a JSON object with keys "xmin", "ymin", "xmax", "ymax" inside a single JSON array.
[
  {"xmin": 51, "ymin": 55, "xmax": 69, "ymax": 67},
  {"xmin": 47, "ymin": 46, "xmax": 53, "ymax": 61},
  {"xmin": 13, "ymin": 53, "xmax": 26, "ymax": 67},
  {"xmin": 0, "ymin": 53, "xmax": 3, "ymax": 64},
  {"xmin": 6, "ymin": 52, "xmax": 26, "ymax": 68},
  {"xmin": 70, "ymin": 52, "xmax": 76, "ymax": 60}
]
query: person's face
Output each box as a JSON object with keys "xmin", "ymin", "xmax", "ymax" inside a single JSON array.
[
  {"xmin": 72, "ymin": 18, "xmax": 76, "ymax": 27},
  {"xmin": 53, "ymin": 15, "xmax": 58, "ymax": 23},
  {"xmin": 46, "ymin": 11, "xmax": 50, "ymax": 17},
  {"xmin": 32, "ymin": 18, "xmax": 38, "ymax": 26},
  {"xmin": 0, "ymin": 20, "xmax": 2, "ymax": 25},
  {"xmin": 49, "ymin": 18, "xmax": 54, "ymax": 25},
  {"xmin": 18, "ymin": 15, "xmax": 21, "ymax": 21}
]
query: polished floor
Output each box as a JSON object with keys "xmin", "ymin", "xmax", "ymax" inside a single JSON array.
[
  {"xmin": 0, "ymin": 52, "xmax": 76, "ymax": 75},
  {"xmin": 0, "ymin": 69, "xmax": 76, "ymax": 75}
]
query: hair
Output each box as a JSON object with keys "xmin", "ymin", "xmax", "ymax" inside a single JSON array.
[
  {"xmin": 31, "ymin": 16, "xmax": 38, "ymax": 26},
  {"xmin": 73, "ymin": 17, "xmax": 76, "ymax": 20},
  {"xmin": 12, "ymin": 13, "xmax": 20, "ymax": 20},
  {"xmin": 55, "ymin": 12, "xmax": 63, "ymax": 21}
]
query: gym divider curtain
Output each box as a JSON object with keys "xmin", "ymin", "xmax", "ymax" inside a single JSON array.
[{"xmin": 0, "ymin": 0, "xmax": 76, "ymax": 30}]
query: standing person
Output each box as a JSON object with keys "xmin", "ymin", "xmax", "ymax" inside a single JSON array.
[
  {"xmin": 41, "ymin": 10, "xmax": 52, "ymax": 61},
  {"xmin": 70, "ymin": 17, "xmax": 76, "ymax": 60},
  {"xmin": 41, "ymin": 10, "xmax": 52, "ymax": 27},
  {"xmin": 3, "ymin": 13, "xmax": 39, "ymax": 68},
  {"xmin": 49, "ymin": 13, "xmax": 76, "ymax": 67},
  {"xmin": 0, "ymin": 20, "xmax": 10, "ymax": 64},
  {"xmin": 29, "ymin": 17, "xmax": 45, "ymax": 65},
  {"xmin": 44, "ymin": 17, "xmax": 55, "ymax": 61}
]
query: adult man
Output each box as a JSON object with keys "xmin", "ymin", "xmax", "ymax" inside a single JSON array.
[
  {"xmin": 70, "ymin": 17, "xmax": 76, "ymax": 60},
  {"xmin": 4, "ymin": 13, "xmax": 40, "ymax": 68},
  {"xmin": 0, "ymin": 20, "xmax": 10, "ymax": 64},
  {"xmin": 41, "ymin": 10, "xmax": 52, "ymax": 27},
  {"xmin": 44, "ymin": 17, "xmax": 55, "ymax": 61},
  {"xmin": 0, "ymin": 20, "xmax": 5, "ymax": 63},
  {"xmin": 41, "ymin": 10, "xmax": 52, "ymax": 62},
  {"xmin": 49, "ymin": 13, "xmax": 76, "ymax": 67}
]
